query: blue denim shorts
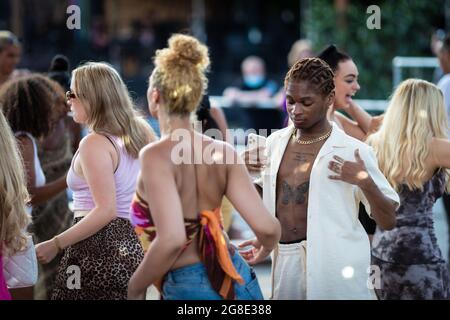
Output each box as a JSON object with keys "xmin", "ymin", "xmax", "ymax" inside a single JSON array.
[{"xmin": 162, "ymin": 251, "xmax": 264, "ymax": 300}]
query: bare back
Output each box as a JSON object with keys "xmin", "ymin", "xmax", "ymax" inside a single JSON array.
[{"xmin": 136, "ymin": 132, "xmax": 230, "ymax": 268}]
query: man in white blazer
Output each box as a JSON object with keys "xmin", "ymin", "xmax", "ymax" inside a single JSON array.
[{"xmin": 241, "ymin": 58, "xmax": 399, "ymax": 300}]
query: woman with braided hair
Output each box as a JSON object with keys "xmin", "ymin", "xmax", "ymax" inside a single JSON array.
[{"xmin": 243, "ymin": 57, "xmax": 399, "ymax": 299}]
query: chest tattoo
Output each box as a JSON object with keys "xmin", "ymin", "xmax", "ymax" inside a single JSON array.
[
  {"xmin": 281, "ymin": 180, "xmax": 310, "ymax": 205},
  {"xmin": 293, "ymin": 152, "xmax": 315, "ymax": 163}
]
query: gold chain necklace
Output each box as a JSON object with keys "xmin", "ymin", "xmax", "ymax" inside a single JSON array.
[{"xmin": 292, "ymin": 126, "xmax": 333, "ymax": 145}]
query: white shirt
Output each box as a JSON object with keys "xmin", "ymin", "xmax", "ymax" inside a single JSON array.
[{"xmin": 256, "ymin": 122, "xmax": 400, "ymax": 299}]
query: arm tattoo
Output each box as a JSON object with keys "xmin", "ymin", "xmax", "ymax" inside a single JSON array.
[{"xmin": 282, "ymin": 180, "xmax": 310, "ymax": 205}]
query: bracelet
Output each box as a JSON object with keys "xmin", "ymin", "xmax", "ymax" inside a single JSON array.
[{"xmin": 53, "ymin": 236, "xmax": 63, "ymax": 253}]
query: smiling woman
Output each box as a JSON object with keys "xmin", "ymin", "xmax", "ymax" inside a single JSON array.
[
  {"xmin": 318, "ymin": 45, "xmax": 381, "ymax": 238},
  {"xmin": 318, "ymin": 45, "xmax": 374, "ymax": 141}
]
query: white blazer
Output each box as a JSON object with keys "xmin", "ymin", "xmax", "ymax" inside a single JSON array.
[{"xmin": 257, "ymin": 122, "xmax": 400, "ymax": 300}]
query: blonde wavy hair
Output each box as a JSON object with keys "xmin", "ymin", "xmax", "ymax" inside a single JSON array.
[
  {"xmin": 367, "ymin": 79, "xmax": 450, "ymax": 191},
  {"xmin": 0, "ymin": 110, "xmax": 30, "ymax": 254},
  {"xmin": 72, "ymin": 62, "xmax": 155, "ymax": 158},
  {"xmin": 150, "ymin": 33, "xmax": 210, "ymax": 116}
]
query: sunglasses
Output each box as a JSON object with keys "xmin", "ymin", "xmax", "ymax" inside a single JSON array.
[{"xmin": 66, "ymin": 90, "xmax": 77, "ymax": 100}]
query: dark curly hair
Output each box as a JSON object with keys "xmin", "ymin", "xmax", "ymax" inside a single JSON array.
[
  {"xmin": 284, "ymin": 57, "xmax": 335, "ymax": 97},
  {"xmin": 0, "ymin": 74, "xmax": 60, "ymax": 138}
]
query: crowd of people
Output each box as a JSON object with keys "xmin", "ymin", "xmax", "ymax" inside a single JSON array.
[{"xmin": 0, "ymin": 28, "xmax": 450, "ymax": 301}]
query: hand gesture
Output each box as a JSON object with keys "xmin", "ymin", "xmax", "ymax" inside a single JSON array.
[
  {"xmin": 241, "ymin": 146, "xmax": 267, "ymax": 173},
  {"xmin": 328, "ymin": 149, "xmax": 370, "ymax": 187},
  {"xmin": 238, "ymin": 238, "xmax": 271, "ymax": 265}
]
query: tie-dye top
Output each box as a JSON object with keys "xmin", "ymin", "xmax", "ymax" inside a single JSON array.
[{"xmin": 130, "ymin": 192, "xmax": 244, "ymax": 299}]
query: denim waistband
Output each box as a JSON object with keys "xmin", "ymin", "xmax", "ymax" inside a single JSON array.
[{"xmin": 165, "ymin": 250, "xmax": 242, "ymax": 282}]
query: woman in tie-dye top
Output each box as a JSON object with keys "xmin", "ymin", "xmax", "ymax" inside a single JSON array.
[{"xmin": 127, "ymin": 34, "xmax": 281, "ymax": 300}]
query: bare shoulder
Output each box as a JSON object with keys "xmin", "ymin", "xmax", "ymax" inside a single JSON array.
[
  {"xmin": 78, "ymin": 133, "xmax": 116, "ymax": 157},
  {"xmin": 139, "ymin": 140, "xmax": 162, "ymax": 159},
  {"xmin": 431, "ymin": 137, "xmax": 450, "ymax": 149},
  {"xmin": 430, "ymin": 137, "xmax": 450, "ymax": 162},
  {"xmin": 138, "ymin": 140, "xmax": 170, "ymax": 169}
]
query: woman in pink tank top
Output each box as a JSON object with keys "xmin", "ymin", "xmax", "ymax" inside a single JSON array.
[{"xmin": 35, "ymin": 62, "xmax": 156, "ymax": 300}]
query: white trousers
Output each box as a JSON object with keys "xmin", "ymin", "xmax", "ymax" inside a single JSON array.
[{"xmin": 272, "ymin": 241, "xmax": 307, "ymax": 300}]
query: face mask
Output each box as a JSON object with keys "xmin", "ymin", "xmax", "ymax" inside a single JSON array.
[{"xmin": 244, "ymin": 75, "xmax": 265, "ymax": 89}]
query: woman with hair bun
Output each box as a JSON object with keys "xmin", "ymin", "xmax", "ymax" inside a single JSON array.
[
  {"xmin": 318, "ymin": 44, "xmax": 377, "ymax": 141},
  {"xmin": 318, "ymin": 45, "xmax": 382, "ymax": 238},
  {"xmin": 127, "ymin": 34, "xmax": 280, "ymax": 300}
]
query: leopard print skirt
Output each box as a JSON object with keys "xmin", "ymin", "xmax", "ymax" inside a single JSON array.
[{"xmin": 51, "ymin": 217, "xmax": 144, "ymax": 300}]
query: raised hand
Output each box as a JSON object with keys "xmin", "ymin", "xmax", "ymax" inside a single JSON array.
[{"xmin": 328, "ymin": 149, "xmax": 370, "ymax": 187}]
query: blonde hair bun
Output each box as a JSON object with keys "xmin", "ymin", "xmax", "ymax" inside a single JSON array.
[
  {"xmin": 151, "ymin": 34, "xmax": 210, "ymax": 115},
  {"xmin": 156, "ymin": 33, "xmax": 210, "ymax": 73}
]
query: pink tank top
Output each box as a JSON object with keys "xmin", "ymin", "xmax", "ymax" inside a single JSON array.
[
  {"xmin": 0, "ymin": 251, "xmax": 11, "ymax": 300},
  {"xmin": 66, "ymin": 135, "xmax": 140, "ymax": 220}
]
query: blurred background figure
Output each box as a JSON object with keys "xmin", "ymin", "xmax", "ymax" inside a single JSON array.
[
  {"xmin": 196, "ymin": 94, "xmax": 231, "ymax": 144},
  {"xmin": 223, "ymin": 55, "xmax": 278, "ymax": 107},
  {"xmin": 0, "ymin": 30, "xmax": 28, "ymax": 88},
  {"xmin": 48, "ymin": 55, "xmax": 70, "ymax": 90},
  {"xmin": 223, "ymin": 55, "xmax": 279, "ymax": 134},
  {"xmin": 47, "ymin": 54, "xmax": 82, "ymax": 151},
  {"xmin": 287, "ymin": 39, "xmax": 314, "ymax": 68}
]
